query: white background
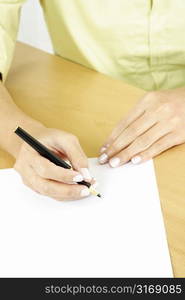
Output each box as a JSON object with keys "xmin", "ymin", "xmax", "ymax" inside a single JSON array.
[{"xmin": 18, "ymin": 0, "xmax": 53, "ymax": 53}]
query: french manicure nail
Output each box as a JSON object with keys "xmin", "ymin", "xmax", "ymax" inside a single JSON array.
[
  {"xmin": 81, "ymin": 187, "xmax": 90, "ymax": 197},
  {"xmin": 131, "ymin": 156, "xmax": 141, "ymax": 164},
  {"xmin": 109, "ymin": 157, "xmax": 120, "ymax": 168},
  {"xmin": 98, "ymin": 153, "xmax": 108, "ymax": 163},
  {"xmin": 80, "ymin": 168, "xmax": 92, "ymax": 180},
  {"xmin": 73, "ymin": 174, "xmax": 84, "ymax": 182}
]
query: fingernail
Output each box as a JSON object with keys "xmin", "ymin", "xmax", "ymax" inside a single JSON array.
[
  {"xmin": 100, "ymin": 146, "xmax": 107, "ymax": 153},
  {"xmin": 80, "ymin": 168, "xmax": 92, "ymax": 180},
  {"xmin": 98, "ymin": 153, "xmax": 108, "ymax": 164},
  {"xmin": 73, "ymin": 174, "xmax": 84, "ymax": 182},
  {"xmin": 109, "ymin": 157, "xmax": 120, "ymax": 168},
  {"xmin": 81, "ymin": 187, "xmax": 90, "ymax": 197},
  {"xmin": 131, "ymin": 156, "xmax": 141, "ymax": 164}
]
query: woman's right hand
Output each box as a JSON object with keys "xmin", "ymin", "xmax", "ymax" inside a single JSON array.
[{"xmin": 14, "ymin": 126, "xmax": 93, "ymax": 201}]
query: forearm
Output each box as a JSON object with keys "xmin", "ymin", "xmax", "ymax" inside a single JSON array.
[{"xmin": 0, "ymin": 81, "xmax": 45, "ymax": 158}]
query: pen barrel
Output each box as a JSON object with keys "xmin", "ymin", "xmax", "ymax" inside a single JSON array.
[
  {"xmin": 78, "ymin": 180, "xmax": 91, "ymax": 188},
  {"xmin": 42, "ymin": 153, "xmax": 71, "ymax": 169},
  {"xmin": 15, "ymin": 127, "xmax": 71, "ymax": 169}
]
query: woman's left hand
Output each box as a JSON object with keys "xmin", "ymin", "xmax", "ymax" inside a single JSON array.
[{"xmin": 98, "ymin": 88, "xmax": 185, "ymax": 167}]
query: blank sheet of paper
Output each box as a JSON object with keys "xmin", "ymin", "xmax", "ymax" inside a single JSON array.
[{"xmin": 0, "ymin": 158, "xmax": 172, "ymax": 277}]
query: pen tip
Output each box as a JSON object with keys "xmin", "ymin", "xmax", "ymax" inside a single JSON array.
[{"xmin": 97, "ymin": 193, "xmax": 101, "ymax": 198}]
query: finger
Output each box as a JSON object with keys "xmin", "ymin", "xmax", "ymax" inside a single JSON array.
[
  {"xmin": 30, "ymin": 154, "xmax": 85, "ymax": 184},
  {"xmin": 131, "ymin": 133, "xmax": 176, "ymax": 164},
  {"xmin": 99, "ymin": 112, "xmax": 157, "ymax": 164},
  {"xmin": 108, "ymin": 132, "xmax": 174, "ymax": 168},
  {"xmin": 108, "ymin": 122, "xmax": 171, "ymax": 166},
  {"xmin": 54, "ymin": 133, "xmax": 92, "ymax": 181},
  {"xmin": 100, "ymin": 103, "xmax": 145, "ymax": 152},
  {"xmin": 38, "ymin": 178, "xmax": 90, "ymax": 201},
  {"xmin": 21, "ymin": 166, "xmax": 91, "ymax": 200},
  {"xmin": 15, "ymin": 163, "xmax": 91, "ymax": 200}
]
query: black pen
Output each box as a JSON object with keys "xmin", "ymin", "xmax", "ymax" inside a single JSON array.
[{"xmin": 14, "ymin": 127, "xmax": 101, "ymax": 198}]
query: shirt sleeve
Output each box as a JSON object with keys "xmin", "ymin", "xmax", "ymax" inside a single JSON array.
[{"xmin": 0, "ymin": 0, "xmax": 26, "ymax": 82}]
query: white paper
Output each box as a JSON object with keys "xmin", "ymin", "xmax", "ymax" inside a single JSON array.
[{"xmin": 0, "ymin": 158, "xmax": 172, "ymax": 277}]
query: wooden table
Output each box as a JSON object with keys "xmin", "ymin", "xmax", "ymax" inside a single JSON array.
[{"xmin": 1, "ymin": 42, "xmax": 185, "ymax": 277}]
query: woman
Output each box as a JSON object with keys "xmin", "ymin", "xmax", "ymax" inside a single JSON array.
[{"xmin": 0, "ymin": 0, "xmax": 185, "ymax": 200}]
